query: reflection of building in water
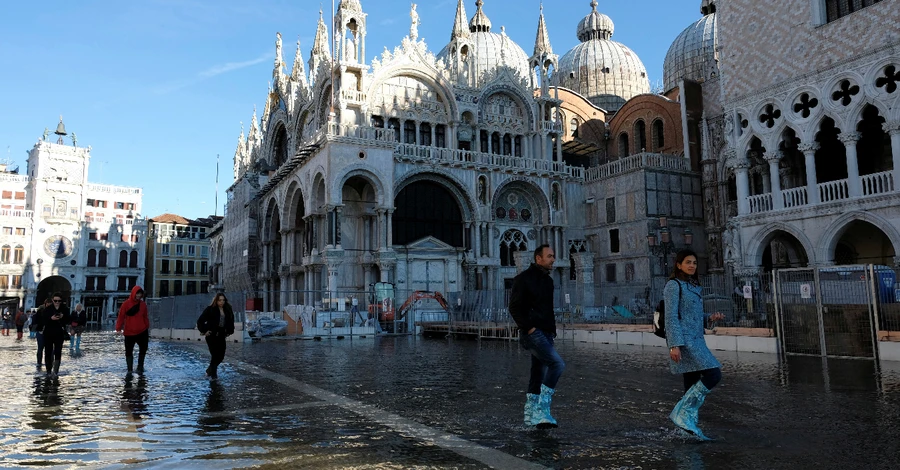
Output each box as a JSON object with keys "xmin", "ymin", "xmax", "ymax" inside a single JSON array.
[{"xmin": 0, "ymin": 118, "xmax": 146, "ymax": 323}]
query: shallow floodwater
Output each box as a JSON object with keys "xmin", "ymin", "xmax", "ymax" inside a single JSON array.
[{"xmin": 0, "ymin": 332, "xmax": 897, "ymax": 469}]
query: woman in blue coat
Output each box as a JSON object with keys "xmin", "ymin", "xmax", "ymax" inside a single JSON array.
[{"xmin": 664, "ymin": 249, "xmax": 724, "ymax": 440}]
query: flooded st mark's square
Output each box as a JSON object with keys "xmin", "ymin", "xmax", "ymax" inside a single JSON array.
[{"xmin": 1, "ymin": 333, "xmax": 898, "ymax": 469}]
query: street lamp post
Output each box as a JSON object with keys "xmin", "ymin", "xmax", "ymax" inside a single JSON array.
[{"xmin": 647, "ymin": 216, "xmax": 693, "ymax": 277}]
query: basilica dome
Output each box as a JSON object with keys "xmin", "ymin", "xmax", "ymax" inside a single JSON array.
[
  {"xmin": 554, "ymin": 1, "xmax": 650, "ymax": 112},
  {"xmin": 437, "ymin": 1, "xmax": 532, "ymax": 85},
  {"xmin": 662, "ymin": 1, "xmax": 718, "ymax": 92}
]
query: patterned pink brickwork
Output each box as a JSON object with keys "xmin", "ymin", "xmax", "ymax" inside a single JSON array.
[{"xmin": 718, "ymin": 0, "xmax": 900, "ymax": 100}]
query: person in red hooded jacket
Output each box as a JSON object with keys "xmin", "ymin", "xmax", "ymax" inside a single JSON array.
[{"xmin": 116, "ymin": 286, "xmax": 150, "ymax": 375}]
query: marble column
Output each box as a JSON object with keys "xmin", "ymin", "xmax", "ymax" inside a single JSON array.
[
  {"xmin": 415, "ymin": 121, "xmax": 421, "ymax": 146},
  {"xmin": 386, "ymin": 210, "xmax": 393, "ymax": 247},
  {"xmin": 431, "ymin": 124, "xmax": 436, "ymax": 148},
  {"xmin": 883, "ymin": 121, "xmax": 900, "ymax": 189},
  {"xmin": 839, "ymin": 132, "xmax": 862, "ymax": 197},
  {"xmin": 800, "ymin": 143, "xmax": 820, "ymax": 204},
  {"xmin": 734, "ymin": 159, "xmax": 751, "ymax": 215},
  {"xmin": 765, "ymin": 151, "xmax": 784, "ymax": 210}
]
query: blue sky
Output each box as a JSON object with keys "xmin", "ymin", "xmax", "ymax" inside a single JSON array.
[{"xmin": 0, "ymin": 0, "xmax": 700, "ymax": 219}]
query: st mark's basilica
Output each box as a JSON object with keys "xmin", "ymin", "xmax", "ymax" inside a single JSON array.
[{"xmin": 210, "ymin": 0, "xmax": 900, "ymax": 311}]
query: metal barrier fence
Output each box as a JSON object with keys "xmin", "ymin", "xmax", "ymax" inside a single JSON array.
[
  {"xmin": 148, "ymin": 292, "xmax": 248, "ymax": 331},
  {"xmin": 774, "ymin": 266, "xmax": 882, "ymax": 359},
  {"xmin": 874, "ymin": 266, "xmax": 900, "ymax": 332},
  {"xmin": 146, "ymin": 267, "xmax": 899, "ymax": 343}
]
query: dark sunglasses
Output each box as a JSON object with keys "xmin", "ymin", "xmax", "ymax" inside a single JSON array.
[{"xmin": 52, "ymin": 299, "xmax": 62, "ymax": 303}]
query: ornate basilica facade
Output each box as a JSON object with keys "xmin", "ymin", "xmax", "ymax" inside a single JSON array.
[{"xmin": 212, "ymin": 0, "xmax": 900, "ymax": 310}]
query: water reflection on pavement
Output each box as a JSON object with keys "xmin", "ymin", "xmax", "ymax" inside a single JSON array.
[{"xmin": 0, "ymin": 332, "xmax": 898, "ymax": 469}]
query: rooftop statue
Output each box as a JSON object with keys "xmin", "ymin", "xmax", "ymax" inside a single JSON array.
[{"xmin": 410, "ymin": 3, "xmax": 419, "ymax": 41}]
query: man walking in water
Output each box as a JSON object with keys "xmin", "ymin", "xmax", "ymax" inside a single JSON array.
[{"xmin": 509, "ymin": 244, "xmax": 565, "ymax": 429}]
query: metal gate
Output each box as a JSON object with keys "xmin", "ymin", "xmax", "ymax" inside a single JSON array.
[{"xmin": 774, "ymin": 266, "xmax": 881, "ymax": 360}]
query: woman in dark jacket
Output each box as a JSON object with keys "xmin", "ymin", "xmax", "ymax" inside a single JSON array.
[
  {"xmin": 196, "ymin": 293, "xmax": 235, "ymax": 379},
  {"xmin": 41, "ymin": 293, "xmax": 70, "ymax": 378},
  {"xmin": 115, "ymin": 286, "xmax": 150, "ymax": 375}
]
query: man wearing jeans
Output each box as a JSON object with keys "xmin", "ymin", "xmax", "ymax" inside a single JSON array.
[{"xmin": 509, "ymin": 244, "xmax": 565, "ymax": 429}]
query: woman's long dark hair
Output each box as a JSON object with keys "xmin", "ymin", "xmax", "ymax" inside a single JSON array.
[
  {"xmin": 668, "ymin": 249, "xmax": 700, "ymax": 283},
  {"xmin": 209, "ymin": 293, "xmax": 230, "ymax": 308}
]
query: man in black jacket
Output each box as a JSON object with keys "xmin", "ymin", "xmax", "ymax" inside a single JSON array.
[{"xmin": 509, "ymin": 244, "xmax": 565, "ymax": 429}]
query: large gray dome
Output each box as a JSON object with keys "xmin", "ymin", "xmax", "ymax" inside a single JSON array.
[
  {"xmin": 554, "ymin": 1, "xmax": 650, "ymax": 112},
  {"xmin": 438, "ymin": 1, "xmax": 531, "ymax": 85},
  {"xmin": 663, "ymin": 4, "xmax": 718, "ymax": 92}
]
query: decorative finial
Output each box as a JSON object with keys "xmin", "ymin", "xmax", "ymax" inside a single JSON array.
[{"xmin": 591, "ymin": 0, "xmax": 598, "ymax": 10}]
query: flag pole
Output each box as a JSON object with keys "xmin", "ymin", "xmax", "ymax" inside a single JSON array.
[{"xmin": 215, "ymin": 154, "xmax": 219, "ymax": 217}]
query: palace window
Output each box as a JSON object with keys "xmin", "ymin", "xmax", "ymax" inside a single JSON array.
[
  {"xmin": 13, "ymin": 246, "xmax": 23, "ymax": 264},
  {"xmin": 824, "ymin": 0, "xmax": 883, "ymax": 23},
  {"xmin": 499, "ymin": 230, "xmax": 528, "ymax": 267},
  {"xmin": 0, "ymin": 245, "xmax": 9, "ymax": 264},
  {"xmin": 98, "ymin": 249, "xmax": 108, "ymax": 267}
]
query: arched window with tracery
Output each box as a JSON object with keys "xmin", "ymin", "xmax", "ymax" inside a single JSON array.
[{"xmin": 499, "ymin": 230, "xmax": 528, "ymax": 267}]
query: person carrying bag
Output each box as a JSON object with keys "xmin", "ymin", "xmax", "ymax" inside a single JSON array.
[{"xmin": 196, "ymin": 293, "xmax": 235, "ymax": 380}]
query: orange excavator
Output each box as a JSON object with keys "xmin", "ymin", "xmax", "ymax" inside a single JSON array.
[
  {"xmin": 368, "ymin": 283, "xmax": 451, "ymax": 322},
  {"xmin": 395, "ymin": 290, "xmax": 451, "ymax": 321}
]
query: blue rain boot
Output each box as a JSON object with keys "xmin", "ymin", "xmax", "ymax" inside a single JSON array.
[
  {"xmin": 670, "ymin": 381, "xmax": 713, "ymax": 441},
  {"xmin": 524, "ymin": 393, "xmax": 540, "ymax": 426},
  {"xmin": 535, "ymin": 384, "xmax": 558, "ymax": 429}
]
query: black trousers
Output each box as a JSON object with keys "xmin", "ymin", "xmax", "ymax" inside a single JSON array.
[
  {"xmin": 206, "ymin": 335, "xmax": 227, "ymax": 372},
  {"xmin": 44, "ymin": 337, "xmax": 64, "ymax": 373},
  {"xmin": 124, "ymin": 330, "xmax": 149, "ymax": 370}
]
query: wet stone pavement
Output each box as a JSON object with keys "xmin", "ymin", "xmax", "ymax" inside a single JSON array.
[{"xmin": 1, "ymin": 332, "xmax": 899, "ymax": 469}]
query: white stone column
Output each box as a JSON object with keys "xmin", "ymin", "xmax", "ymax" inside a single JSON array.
[
  {"xmin": 415, "ymin": 121, "xmax": 421, "ymax": 146},
  {"xmin": 487, "ymin": 131, "xmax": 493, "ymax": 154},
  {"xmin": 556, "ymin": 134, "xmax": 563, "ymax": 163},
  {"xmin": 511, "ymin": 135, "xmax": 517, "ymax": 157},
  {"xmin": 839, "ymin": 132, "xmax": 862, "ymax": 197},
  {"xmin": 386, "ymin": 210, "xmax": 393, "ymax": 247},
  {"xmin": 765, "ymin": 152, "xmax": 784, "ymax": 210},
  {"xmin": 800, "ymin": 143, "xmax": 820, "ymax": 204},
  {"xmin": 883, "ymin": 121, "xmax": 900, "ymax": 189},
  {"xmin": 474, "ymin": 223, "xmax": 482, "ymax": 258},
  {"xmin": 399, "ymin": 120, "xmax": 406, "ymax": 144},
  {"xmin": 539, "ymin": 134, "xmax": 546, "ymax": 161},
  {"xmin": 376, "ymin": 209, "xmax": 386, "ymax": 250},
  {"xmin": 734, "ymin": 159, "xmax": 751, "ymax": 215},
  {"xmin": 431, "ymin": 124, "xmax": 436, "ymax": 148},
  {"xmin": 474, "ymin": 128, "xmax": 481, "ymax": 152}
]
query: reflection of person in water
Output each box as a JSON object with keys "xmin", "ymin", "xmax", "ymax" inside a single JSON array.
[
  {"xmin": 198, "ymin": 380, "xmax": 230, "ymax": 429},
  {"xmin": 30, "ymin": 376, "xmax": 66, "ymax": 432},
  {"xmin": 120, "ymin": 374, "xmax": 149, "ymax": 420}
]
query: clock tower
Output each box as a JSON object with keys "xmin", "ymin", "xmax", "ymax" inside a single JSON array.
[{"xmin": 7, "ymin": 118, "xmax": 148, "ymax": 322}]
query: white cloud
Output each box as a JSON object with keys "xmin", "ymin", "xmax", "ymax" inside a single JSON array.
[{"xmin": 154, "ymin": 51, "xmax": 272, "ymax": 94}]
